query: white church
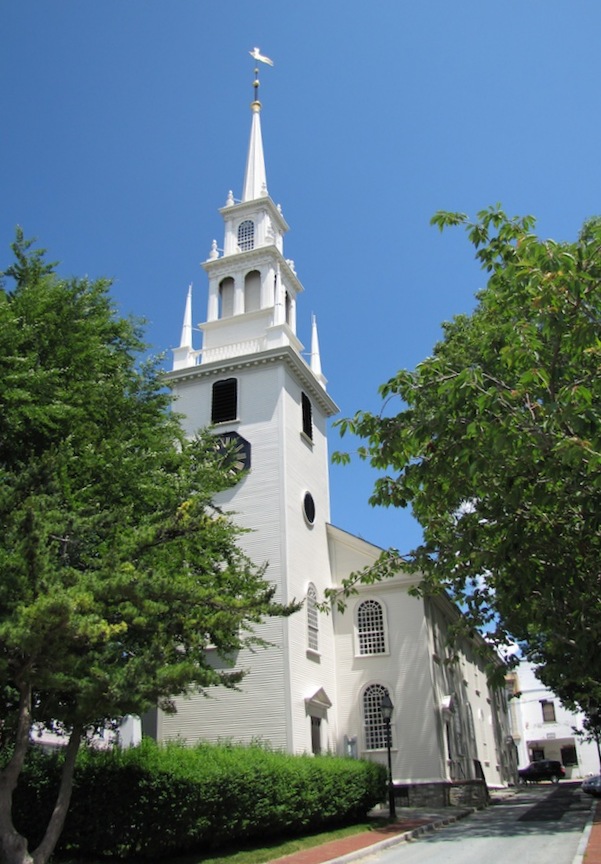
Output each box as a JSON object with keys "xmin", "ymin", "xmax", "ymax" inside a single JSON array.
[{"xmin": 142, "ymin": 71, "xmax": 516, "ymax": 802}]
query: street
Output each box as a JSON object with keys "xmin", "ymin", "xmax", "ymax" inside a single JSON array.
[{"xmin": 369, "ymin": 783, "xmax": 593, "ymax": 864}]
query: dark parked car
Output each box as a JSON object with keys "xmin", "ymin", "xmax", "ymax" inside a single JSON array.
[
  {"xmin": 518, "ymin": 760, "xmax": 565, "ymax": 783},
  {"xmin": 582, "ymin": 775, "xmax": 601, "ymax": 797}
]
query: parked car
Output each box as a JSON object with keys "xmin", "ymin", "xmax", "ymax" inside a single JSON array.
[
  {"xmin": 582, "ymin": 775, "xmax": 601, "ymax": 797},
  {"xmin": 518, "ymin": 760, "xmax": 565, "ymax": 783}
]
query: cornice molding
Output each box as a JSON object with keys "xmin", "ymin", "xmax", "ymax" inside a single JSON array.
[
  {"xmin": 219, "ymin": 196, "xmax": 289, "ymax": 233},
  {"xmin": 166, "ymin": 345, "xmax": 339, "ymax": 417}
]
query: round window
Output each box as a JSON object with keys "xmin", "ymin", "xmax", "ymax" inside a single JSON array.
[{"xmin": 303, "ymin": 492, "xmax": 316, "ymax": 526}]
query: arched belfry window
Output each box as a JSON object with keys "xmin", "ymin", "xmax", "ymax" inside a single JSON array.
[
  {"xmin": 363, "ymin": 683, "xmax": 393, "ymax": 751},
  {"xmin": 219, "ymin": 277, "xmax": 234, "ymax": 319},
  {"xmin": 356, "ymin": 599, "xmax": 386, "ymax": 655},
  {"xmin": 238, "ymin": 220, "xmax": 254, "ymax": 252},
  {"xmin": 307, "ymin": 583, "xmax": 319, "ymax": 652},
  {"xmin": 285, "ymin": 291, "xmax": 292, "ymax": 325},
  {"xmin": 244, "ymin": 270, "xmax": 261, "ymax": 313}
]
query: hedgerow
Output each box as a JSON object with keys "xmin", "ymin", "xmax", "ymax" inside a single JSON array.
[{"xmin": 13, "ymin": 740, "xmax": 386, "ymax": 858}]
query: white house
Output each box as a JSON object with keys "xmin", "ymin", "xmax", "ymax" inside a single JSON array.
[
  {"xmin": 143, "ymin": 78, "xmax": 515, "ymax": 800},
  {"xmin": 507, "ymin": 662, "xmax": 600, "ymax": 780}
]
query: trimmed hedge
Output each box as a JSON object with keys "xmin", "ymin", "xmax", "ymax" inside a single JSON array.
[{"xmin": 13, "ymin": 740, "xmax": 386, "ymax": 859}]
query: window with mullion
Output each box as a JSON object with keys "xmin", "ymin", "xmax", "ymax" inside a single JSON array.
[
  {"xmin": 356, "ymin": 599, "xmax": 386, "ymax": 655},
  {"xmin": 363, "ymin": 683, "xmax": 392, "ymax": 751}
]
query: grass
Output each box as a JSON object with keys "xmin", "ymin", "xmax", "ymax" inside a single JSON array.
[
  {"xmin": 59, "ymin": 819, "xmax": 381, "ymax": 864},
  {"xmin": 170, "ymin": 822, "xmax": 377, "ymax": 864}
]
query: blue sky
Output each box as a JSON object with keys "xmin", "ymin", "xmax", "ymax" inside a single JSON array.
[{"xmin": 2, "ymin": 1, "xmax": 600, "ymax": 554}]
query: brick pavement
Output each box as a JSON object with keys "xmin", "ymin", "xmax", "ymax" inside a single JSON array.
[
  {"xmin": 584, "ymin": 800, "xmax": 601, "ymax": 863},
  {"xmin": 268, "ymin": 789, "xmax": 600, "ymax": 864},
  {"xmin": 267, "ymin": 811, "xmax": 471, "ymax": 864}
]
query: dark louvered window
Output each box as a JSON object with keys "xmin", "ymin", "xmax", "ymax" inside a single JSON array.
[
  {"xmin": 301, "ymin": 392, "xmax": 313, "ymax": 440},
  {"xmin": 212, "ymin": 378, "xmax": 238, "ymax": 424}
]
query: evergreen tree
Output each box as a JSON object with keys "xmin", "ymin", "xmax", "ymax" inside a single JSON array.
[{"xmin": 0, "ymin": 231, "xmax": 295, "ymax": 864}]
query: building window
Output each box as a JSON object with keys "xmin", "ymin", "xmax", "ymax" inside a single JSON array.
[
  {"xmin": 303, "ymin": 492, "xmax": 316, "ymax": 526},
  {"xmin": 363, "ymin": 683, "xmax": 392, "ymax": 751},
  {"xmin": 561, "ymin": 745, "xmax": 578, "ymax": 766},
  {"xmin": 211, "ymin": 378, "xmax": 237, "ymax": 424},
  {"xmin": 356, "ymin": 599, "xmax": 386, "ymax": 655},
  {"xmin": 307, "ymin": 583, "xmax": 319, "ymax": 652},
  {"xmin": 541, "ymin": 700, "xmax": 556, "ymax": 723},
  {"xmin": 238, "ymin": 220, "xmax": 254, "ymax": 251},
  {"xmin": 311, "ymin": 716, "xmax": 321, "ymax": 755},
  {"xmin": 301, "ymin": 392, "xmax": 313, "ymax": 440}
]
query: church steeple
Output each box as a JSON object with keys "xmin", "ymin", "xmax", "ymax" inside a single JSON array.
[
  {"xmin": 170, "ymin": 66, "xmax": 332, "ymax": 402},
  {"xmin": 161, "ymin": 58, "xmax": 340, "ymax": 758}
]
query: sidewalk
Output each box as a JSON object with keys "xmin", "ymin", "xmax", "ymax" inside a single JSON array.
[
  {"xmin": 268, "ymin": 805, "xmax": 474, "ymax": 864},
  {"xmin": 579, "ymin": 799, "xmax": 601, "ymax": 864},
  {"xmin": 269, "ymin": 790, "xmax": 600, "ymax": 864}
]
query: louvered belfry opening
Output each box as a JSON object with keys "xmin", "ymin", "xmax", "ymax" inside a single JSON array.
[{"xmin": 212, "ymin": 378, "xmax": 238, "ymax": 423}]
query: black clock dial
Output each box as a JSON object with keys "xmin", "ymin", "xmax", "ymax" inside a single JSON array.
[{"xmin": 216, "ymin": 431, "xmax": 251, "ymax": 476}]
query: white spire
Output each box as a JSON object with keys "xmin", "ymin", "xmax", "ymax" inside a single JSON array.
[
  {"xmin": 180, "ymin": 284, "xmax": 193, "ymax": 348},
  {"xmin": 242, "ymin": 101, "xmax": 267, "ymax": 202},
  {"xmin": 310, "ymin": 314, "xmax": 327, "ymax": 388},
  {"xmin": 172, "ymin": 285, "xmax": 196, "ymax": 371}
]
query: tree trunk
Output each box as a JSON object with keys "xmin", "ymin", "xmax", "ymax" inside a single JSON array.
[
  {"xmin": 30, "ymin": 724, "xmax": 82, "ymax": 864},
  {"xmin": 0, "ymin": 678, "xmax": 83, "ymax": 864},
  {"xmin": 0, "ymin": 682, "xmax": 34, "ymax": 864}
]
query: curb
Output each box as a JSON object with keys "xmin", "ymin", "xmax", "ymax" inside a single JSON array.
[
  {"xmin": 324, "ymin": 808, "xmax": 475, "ymax": 864},
  {"xmin": 572, "ymin": 799, "xmax": 597, "ymax": 864}
]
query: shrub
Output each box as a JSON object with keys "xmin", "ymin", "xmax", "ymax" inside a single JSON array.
[{"xmin": 13, "ymin": 740, "xmax": 386, "ymax": 858}]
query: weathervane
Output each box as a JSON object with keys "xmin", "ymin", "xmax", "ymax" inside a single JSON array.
[{"xmin": 249, "ymin": 47, "xmax": 274, "ymax": 106}]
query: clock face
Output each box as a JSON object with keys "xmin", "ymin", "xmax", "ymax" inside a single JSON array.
[{"xmin": 216, "ymin": 431, "xmax": 251, "ymax": 477}]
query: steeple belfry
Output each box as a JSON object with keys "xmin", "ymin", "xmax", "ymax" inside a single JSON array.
[{"xmin": 170, "ymin": 56, "xmax": 333, "ymax": 408}]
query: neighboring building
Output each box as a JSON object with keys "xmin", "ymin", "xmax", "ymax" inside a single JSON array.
[
  {"xmin": 143, "ymin": 80, "xmax": 514, "ymax": 795},
  {"xmin": 507, "ymin": 662, "xmax": 600, "ymax": 780}
]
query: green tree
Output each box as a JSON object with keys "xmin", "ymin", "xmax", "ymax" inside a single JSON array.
[
  {"xmin": 0, "ymin": 231, "xmax": 295, "ymax": 864},
  {"xmin": 573, "ymin": 709, "xmax": 601, "ymax": 773},
  {"xmin": 333, "ymin": 208, "xmax": 601, "ymax": 708}
]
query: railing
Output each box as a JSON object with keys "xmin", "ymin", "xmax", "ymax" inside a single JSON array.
[{"xmin": 201, "ymin": 338, "xmax": 268, "ymax": 364}]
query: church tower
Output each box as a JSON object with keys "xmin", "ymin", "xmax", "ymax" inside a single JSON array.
[{"xmin": 156, "ymin": 70, "xmax": 340, "ymax": 754}]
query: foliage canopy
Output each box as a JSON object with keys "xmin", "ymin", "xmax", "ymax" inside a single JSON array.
[
  {"xmin": 0, "ymin": 231, "xmax": 294, "ymax": 864},
  {"xmin": 333, "ymin": 208, "xmax": 601, "ymax": 712}
]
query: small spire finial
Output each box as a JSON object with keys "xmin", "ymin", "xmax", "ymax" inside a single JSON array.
[{"xmin": 248, "ymin": 47, "xmax": 273, "ymax": 110}]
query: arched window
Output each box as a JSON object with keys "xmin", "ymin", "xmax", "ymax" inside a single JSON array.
[
  {"xmin": 307, "ymin": 583, "xmax": 318, "ymax": 652},
  {"xmin": 219, "ymin": 277, "xmax": 234, "ymax": 319},
  {"xmin": 363, "ymin": 683, "xmax": 393, "ymax": 750},
  {"xmin": 238, "ymin": 220, "xmax": 254, "ymax": 251},
  {"xmin": 356, "ymin": 599, "xmax": 386, "ymax": 655},
  {"xmin": 244, "ymin": 270, "xmax": 261, "ymax": 313}
]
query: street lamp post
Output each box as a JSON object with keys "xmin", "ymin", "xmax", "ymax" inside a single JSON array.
[{"xmin": 380, "ymin": 694, "xmax": 396, "ymax": 819}]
